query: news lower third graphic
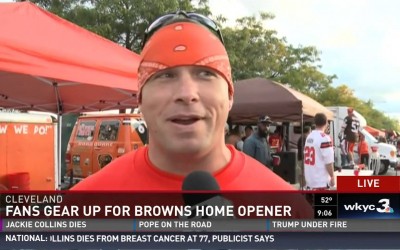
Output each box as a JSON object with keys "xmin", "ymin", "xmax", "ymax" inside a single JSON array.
[{"xmin": 0, "ymin": 192, "xmax": 399, "ymax": 249}]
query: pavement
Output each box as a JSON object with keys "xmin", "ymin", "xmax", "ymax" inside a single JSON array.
[{"xmin": 385, "ymin": 167, "xmax": 399, "ymax": 176}]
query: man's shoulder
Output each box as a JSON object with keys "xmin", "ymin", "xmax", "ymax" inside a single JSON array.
[
  {"xmin": 306, "ymin": 131, "xmax": 331, "ymax": 147},
  {"xmin": 310, "ymin": 130, "xmax": 330, "ymax": 139},
  {"xmin": 309, "ymin": 131, "xmax": 332, "ymax": 149},
  {"xmin": 244, "ymin": 134, "xmax": 257, "ymax": 143}
]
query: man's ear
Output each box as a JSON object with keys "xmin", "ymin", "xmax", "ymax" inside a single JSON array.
[{"xmin": 138, "ymin": 105, "xmax": 145, "ymax": 118}]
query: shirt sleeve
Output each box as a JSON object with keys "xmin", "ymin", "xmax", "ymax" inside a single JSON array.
[
  {"xmin": 320, "ymin": 136, "xmax": 334, "ymax": 165},
  {"xmin": 265, "ymin": 143, "xmax": 273, "ymax": 166},
  {"xmin": 341, "ymin": 117, "xmax": 348, "ymax": 130}
]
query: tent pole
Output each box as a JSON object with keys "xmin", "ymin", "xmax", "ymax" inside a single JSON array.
[
  {"xmin": 55, "ymin": 114, "xmax": 61, "ymax": 190},
  {"xmin": 53, "ymin": 82, "xmax": 63, "ymax": 190},
  {"xmin": 300, "ymin": 112, "xmax": 304, "ymax": 190}
]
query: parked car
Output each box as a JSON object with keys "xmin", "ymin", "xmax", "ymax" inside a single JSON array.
[{"xmin": 64, "ymin": 113, "xmax": 147, "ymax": 187}]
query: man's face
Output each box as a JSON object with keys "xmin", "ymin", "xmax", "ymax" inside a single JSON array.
[
  {"xmin": 140, "ymin": 65, "xmax": 232, "ymax": 154},
  {"xmin": 257, "ymin": 123, "xmax": 269, "ymax": 137},
  {"xmin": 245, "ymin": 128, "xmax": 253, "ymax": 137}
]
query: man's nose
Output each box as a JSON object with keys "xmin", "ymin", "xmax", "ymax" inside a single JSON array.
[{"xmin": 173, "ymin": 73, "xmax": 200, "ymax": 104}]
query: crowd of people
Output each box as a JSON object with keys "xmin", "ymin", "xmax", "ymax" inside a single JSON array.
[
  {"xmin": 223, "ymin": 107, "xmax": 378, "ymax": 191},
  {"xmin": 224, "ymin": 116, "xmax": 282, "ymax": 168}
]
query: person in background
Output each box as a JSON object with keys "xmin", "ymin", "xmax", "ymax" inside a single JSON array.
[
  {"xmin": 304, "ymin": 113, "xmax": 335, "ymax": 190},
  {"xmin": 71, "ymin": 11, "xmax": 302, "ymax": 192},
  {"xmin": 243, "ymin": 116, "xmax": 273, "ymax": 167},
  {"xmin": 358, "ymin": 133, "xmax": 369, "ymax": 167},
  {"xmin": 297, "ymin": 126, "xmax": 311, "ymax": 187},
  {"xmin": 242, "ymin": 125, "xmax": 254, "ymax": 141},
  {"xmin": 339, "ymin": 135, "xmax": 348, "ymax": 169},
  {"xmin": 378, "ymin": 136, "xmax": 387, "ymax": 143},
  {"xmin": 397, "ymin": 140, "xmax": 400, "ymax": 156},
  {"xmin": 226, "ymin": 126, "xmax": 243, "ymax": 151},
  {"xmin": 339, "ymin": 107, "xmax": 360, "ymax": 167},
  {"xmin": 99, "ymin": 124, "xmax": 113, "ymax": 140},
  {"xmin": 269, "ymin": 126, "xmax": 282, "ymax": 153},
  {"xmin": 224, "ymin": 123, "xmax": 229, "ymax": 143}
]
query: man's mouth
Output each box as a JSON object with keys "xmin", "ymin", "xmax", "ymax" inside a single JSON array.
[
  {"xmin": 171, "ymin": 117, "xmax": 201, "ymax": 125},
  {"xmin": 169, "ymin": 115, "xmax": 202, "ymax": 125}
]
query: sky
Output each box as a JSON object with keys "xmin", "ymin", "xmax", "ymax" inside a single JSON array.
[
  {"xmin": 208, "ymin": 0, "xmax": 400, "ymax": 123},
  {"xmin": 1, "ymin": 0, "xmax": 398, "ymax": 122}
]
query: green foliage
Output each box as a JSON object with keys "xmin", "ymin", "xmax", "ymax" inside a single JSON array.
[
  {"xmin": 221, "ymin": 13, "xmax": 336, "ymax": 97},
  {"xmin": 24, "ymin": 0, "xmax": 399, "ymax": 131},
  {"xmin": 29, "ymin": 0, "xmax": 211, "ymax": 52},
  {"xmin": 316, "ymin": 85, "xmax": 399, "ymax": 131}
]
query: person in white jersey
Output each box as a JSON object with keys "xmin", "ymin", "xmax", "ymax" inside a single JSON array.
[{"xmin": 304, "ymin": 113, "xmax": 335, "ymax": 190}]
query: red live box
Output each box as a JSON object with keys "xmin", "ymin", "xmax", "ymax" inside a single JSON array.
[{"xmin": 337, "ymin": 176, "xmax": 400, "ymax": 193}]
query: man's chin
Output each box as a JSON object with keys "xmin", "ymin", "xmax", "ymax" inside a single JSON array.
[{"xmin": 167, "ymin": 142, "xmax": 205, "ymax": 155}]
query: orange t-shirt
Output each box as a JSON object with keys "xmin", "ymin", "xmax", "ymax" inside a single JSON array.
[
  {"xmin": 72, "ymin": 145, "xmax": 295, "ymax": 191},
  {"xmin": 358, "ymin": 140, "xmax": 369, "ymax": 155},
  {"xmin": 72, "ymin": 145, "xmax": 312, "ymax": 218}
]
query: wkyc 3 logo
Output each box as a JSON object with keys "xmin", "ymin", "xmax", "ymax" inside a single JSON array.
[{"xmin": 344, "ymin": 198, "xmax": 394, "ymax": 213}]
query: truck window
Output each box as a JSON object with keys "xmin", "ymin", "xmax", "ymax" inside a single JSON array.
[
  {"xmin": 98, "ymin": 120, "xmax": 120, "ymax": 141},
  {"xmin": 361, "ymin": 129, "xmax": 378, "ymax": 144},
  {"xmin": 76, "ymin": 121, "xmax": 96, "ymax": 141}
]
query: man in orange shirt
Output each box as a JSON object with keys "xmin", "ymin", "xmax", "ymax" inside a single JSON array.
[{"xmin": 72, "ymin": 11, "xmax": 304, "ymax": 193}]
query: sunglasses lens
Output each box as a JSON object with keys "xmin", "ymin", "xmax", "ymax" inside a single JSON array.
[
  {"xmin": 187, "ymin": 13, "xmax": 218, "ymax": 30},
  {"xmin": 186, "ymin": 13, "xmax": 223, "ymax": 42},
  {"xmin": 142, "ymin": 12, "xmax": 224, "ymax": 49},
  {"xmin": 146, "ymin": 14, "xmax": 174, "ymax": 33}
]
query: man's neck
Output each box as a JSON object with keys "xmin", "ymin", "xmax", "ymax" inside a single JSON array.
[
  {"xmin": 256, "ymin": 131, "xmax": 266, "ymax": 138},
  {"xmin": 147, "ymin": 142, "xmax": 231, "ymax": 176}
]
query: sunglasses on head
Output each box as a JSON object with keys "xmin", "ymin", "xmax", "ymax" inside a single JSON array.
[{"xmin": 141, "ymin": 10, "xmax": 224, "ymax": 50}]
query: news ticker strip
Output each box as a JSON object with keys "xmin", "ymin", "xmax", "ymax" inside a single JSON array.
[
  {"xmin": 1, "ymin": 232, "xmax": 399, "ymax": 249},
  {"xmin": 0, "ymin": 219, "xmax": 399, "ymax": 232}
]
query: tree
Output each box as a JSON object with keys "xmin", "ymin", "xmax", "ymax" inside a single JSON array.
[
  {"xmin": 29, "ymin": 0, "xmax": 211, "ymax": 52},
  {"xmin": 221, "ymin": 12, "xmax": 336, "ymax": 95},
  {"xmin": 25, "ymin": 2, "xmax": 335, "ymax": 94},
  {"xmin": 18, "ymin": 1, "xmax": 400, "ymax": 131},
  {"xmin": 317, "ymin": 85, "xmax": 399, "ymax": 131}
]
